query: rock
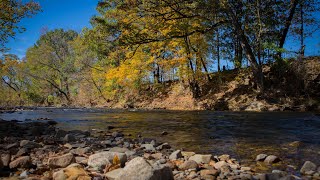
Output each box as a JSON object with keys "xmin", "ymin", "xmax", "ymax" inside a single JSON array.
[
  {"xmin": 55, "ymin": 129, "xmax": 68, "ymax": 138},
  {"xmin": 116, "ymin": 157, "xmax": 173, "ymax": 180},
  {"xmin": 20, "ymin": 170, "xmax": 28, "ymax": 178},
  {"xmin": 169, "ymin": 150, "xmax": 182, "ymax": 160},
  {"xmin": 75, "ymin": 157, "xmax": 88, "ymax": 164},
  {"xmin": 105, "ymin": 168, "xmax": 124, "ymax": 180},
  {"xmin": 241, "ymin": 167, "xmax": 251, "ymax": 171},
  {"xmin": 70, "ymin": 147, "xmax": 91, "ymax": 155},
  {"xmin": 181, "ymin": 151, "xmax": 196, "ymax": 158},
  {"xmin": 6, "ymin": 143, "xmax": 19, "ymax": 149},
  {"xmin": 178, "ymin": 160, "xmax": 198, "ymax": 170},
  {"xmin": 151, "ymin": 153, "xmax": 163, "ymax": 160},
  {"xmin": 214, "ymin": 161, "xmax": 228, "ymax": 170},
  {"xmin": 88, "ymin": 151, "xmax": 127, "ymax": 170},
  {"xmin": 112, "ymin": 132, "xmax": 124, "ymax": 138},
  {"xmin": 218, "ymin": 154, "xmax": 230, "ymax": 161},
  {"xmin": 53, "ymin": 163, "xmax": 91, "ymax": 180},
  {"xmin": 272, "ymin": 170, "xmax": 287, "ymax": 177},
  {"xmin": 156, "ymin": 143, "xmax": 171, "ymax": 150},
  {"xmin": 141, "ymin": 144, "xmax": 155, "ymax": 151},
  {"xmin": 161, "ymin": 131, "xmax": 168, "ymax": 135},
  {"xmin": 240, "ymin": 173, "xmax": 253, "ymax": 179},
  {"xmin": 63, "ymin": 134, "xmax": 76, "ymax": 142},
  {"xmin": 48, "ymin": 153, "xmax": 75, "ymax": 168},
  {"xmin": 189, "ymin": 154, "xmax": 212, "ymax": 164},
  {"xmin": 256, "ymin": 154, "xmax": 268, "ymax": 161},
  {"xmin": 300, "ymin": 161, "xmax": 317, "ymax": 174},
  {"xmin": 20, "ymin": 140, "xmax": 40, "ymax": 149},
  {"xmin": 1, "ymin": 153, "xmax": 11, "ymax": 166},
  {"xmin": 109, "ymin": 147, "xmax": 129, "ymax": 153},
  {"xmin": 264, "ymin": 155, "xmax": 280, "ymax": 164},
  {"xmin": 200, "ymin": 169, "xmax": 219, "ymax": 177},
  {"xmin": 9, "ymin": 156, "xmax": 31, "ymax": 169},
  {"xmin": 15, "ymin": 148, "xmax": 29, "ymax": 157}
]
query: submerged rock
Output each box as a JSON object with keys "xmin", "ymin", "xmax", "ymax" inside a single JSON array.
[{"xmin": 300, "ymin": 161, "xmax": 317, "ymax": 174}]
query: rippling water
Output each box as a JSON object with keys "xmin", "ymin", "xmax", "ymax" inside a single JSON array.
[{"xmin": 1, "ymin": 108, "xmax": 319, "ymax": 170}]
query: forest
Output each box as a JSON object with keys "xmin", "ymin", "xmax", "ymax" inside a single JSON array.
[{"xmin": 1, "ymin": 0, "xmax": 320, "ymax": 110}]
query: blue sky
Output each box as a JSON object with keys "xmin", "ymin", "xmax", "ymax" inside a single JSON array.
[
  {"xmin": 6, "ymin": 0, "xmax": 98, "ymax": 59},
  {"xmin": 5, "ymin": 0, "xmax": 320, "ymax": 60}
]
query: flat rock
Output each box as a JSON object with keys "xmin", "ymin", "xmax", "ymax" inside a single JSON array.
[
  {"xmin": 105, "ymin": 168, "xmax": 124, "ymax": 180},
  {"xmin": 48, "ymin": 153, "xmax": 75, "ymax": 168},
  {"xmin": 116, "ymin": 157, "xmax": 173, "ymax": 180},
  {"xmin": 189, "ymin": 154, "xmax": 212, "ymax": 164},
  {"xmin": 9, "ymin": 156, "xmax": 31, "ymax": 169},
  {"xmin": 300, "ymin": 161, "xmax": 317, "ymax": 174},
  {"xmin": 256, "ymin": 154, "xmax": 268, "ymax": 161},
  {"xmin": 169, "ymin": 150, "xmax": 182, "ymax": 160},
  {"xmin": 178, "ymin": 160, "xmax": 198, "ymax": 170},
  {"xmin": 88, "ymin": 151, "xmax": 127, "ymax": 170},
  {"xmin": 264, "ymin": 155, "xmax": 280, "ymax": 164}
]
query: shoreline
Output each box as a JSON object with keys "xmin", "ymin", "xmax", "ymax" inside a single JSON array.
[{"xmin": 0, "ymin": 119, "xmax": 319, "ymax": 179}]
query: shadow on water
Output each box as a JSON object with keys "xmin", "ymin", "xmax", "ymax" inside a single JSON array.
[{"xmin": 1, "ymin": 108, "xmax": 319, "ymax": 169}]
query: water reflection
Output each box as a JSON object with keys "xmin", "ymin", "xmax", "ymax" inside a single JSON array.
[{"xmin": 1, "ymin": 108, "xmax": 319, "ymax": 169}]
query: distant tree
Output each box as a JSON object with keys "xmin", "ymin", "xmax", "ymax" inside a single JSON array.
[{"xmin": 0, "ymin": 0, "xmax": 41, "ymax": 52}]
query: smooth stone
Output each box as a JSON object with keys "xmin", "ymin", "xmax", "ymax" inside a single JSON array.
[
  {"xmin": 169, "ymin": 150, "xmax": 182, "ymax": 160},
  {"xmin": 105, "ymin": 168, "xmax": 124, "ymax": 180},
  {"xmin": 116, "ymin": 157, "xmax": 173, "ymax": 180},
  {"xmin": 256, "ymin": 154, "xmax": 268, "ymax": 161},
  {"xmin": 214, "ymin": 161, "xmax": 229, "ymax": 170},
  {"xmin": 300, "ymin": 161, "xmax": 317, "ymax": 174},
  {"xmin": 48, "ymin": 153, "xmax": 75, "ymax": 168},
  {"xmin": 264, "ymin": 155, "xmax": 280, "ymax": 164},
  {"xmin": 1, "ymin": 153, "xmax": 11, "ymax": 166},
  {"xmin": 20, "ymin": 140, "xmax": 41, "ymax": 149},
  {"xmin": 141, "ymin": 144, "xmax": 155, "ymax": 151},
  {"xmin": 179, "ymin": 160, "xmax": 198, "ymax": 170},
  {"xmin": 189, "ymin": 154, "xmax": 212, "ymax": 164},
  {"xmin": 63, "ymin": 134, "xmax": 76, "ymax": 142},
  {"xmin": 9, "ymin": 156, "xmax": 31, "ymax": 169},
  {"xmin": 88, "ymin": 151, "xmax": 127, "ymax": 170}
]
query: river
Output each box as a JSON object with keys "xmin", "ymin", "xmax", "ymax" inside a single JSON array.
[{"xmin": 1, "ymin": 108, "xmax": 319, "ymax": 171}]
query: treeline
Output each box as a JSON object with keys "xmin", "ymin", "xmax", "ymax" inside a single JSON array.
[{"xmin": 0, "ymin": 0, "xmax": 319, "ymax": 106}]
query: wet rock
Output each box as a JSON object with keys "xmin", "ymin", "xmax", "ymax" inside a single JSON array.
[
  {"xmin": 48, "ymin": 153, "xmax": 75, "ymax": 168},
  {"xmin": 116, "ymin": 157, "xmax": 173, "ymax": 180},
  {"xmin": 189, "ymin": 154, "xmax": 212, "ymax": 164},
  {"xmin": 63, "ymin": 134, "xmax": 76, "ymax": 142},
  {"xmin": 300, "ymin": 161, "xmax": 317, "ymax": 174},
  {"xmin": 264, "ymin": 155, "xmax": 280, "ymax": 164},
  {"xmin": 256, "ymin": 154, "xmax": 268, "ymax": 161},
  {"xmin": 20, "ymin": 140, "xmax": 41, "ymax": 149},
  {"xmin": 200, "ymin": 169, "xmax": 219, "ymax": 177},
  {"xmin": 1, "ymin": 153, "xmax": 11, "ymax": 166},
  {"xmin": 88, "ymin": 151, "xmax": 127, "ymax": 170},
  {"xmin": 9, "ymin": 156, "xmax": 31, "ymax": 169},
  {"xmin": 214, "ymin": 161, "xmax": 228, "ymax": 170},
  {"xmin": 53, "ymin": 163, "xmax": 91, "ymax": 180},
  {"xmin": 112, "ymin": 132, "xmax": 124, "ymax": 138},
  {"xmin": 178, "ymin": 160, "xmax": 198, "ymax": 170},
  {"xmin": 169, "ymin": 150, "xmax": 182, "ymax": 160},
  {"xmin": 141, "ymin": 144, "xmax": 155, "ymax": 151},
  {"xmin": 156, "ymin": 143, "xmax": 171, "ymax": 150},
  {"xmin": 105, "ymin": 168, "xmax": 124, "ymax": 180}
]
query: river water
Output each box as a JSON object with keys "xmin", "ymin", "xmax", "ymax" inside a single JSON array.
[{"xmin": 1, "ymin": 108, "xmax": 319, "ymax": 170}]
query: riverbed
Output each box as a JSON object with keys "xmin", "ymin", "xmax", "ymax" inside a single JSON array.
[{"xmin": 1, "ymin": 108, "xmax": 319, "ymax": 170}]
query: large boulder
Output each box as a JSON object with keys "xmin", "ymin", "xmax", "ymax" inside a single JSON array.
[
  {"xmin": 9, "ymin": 156, "xmax": 31, "ymax": 169},
  {"xmin": 88, "ymin": 151, "xmax": 127, "ymax": 170},
  {"xmin": 189, "ymin": 154, "xmax": 212, "ymax": 164},
  {"xmin": 300, "ymin": 161, "xmax": 317, "ymax": 174},
  {"xmin": 53, "ymin": 163, "xmax": 91, "ymax": 180},
  {"xmin": 116, "ymin": 157, "xmax": 173, "ymax": 180},
  {"xmin": 48, "ymin": 153, "xmax": 75, "ymax": 168}
]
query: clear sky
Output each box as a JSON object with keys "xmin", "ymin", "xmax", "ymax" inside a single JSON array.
[
  {"xmin": 6, "ymin": 0, "xmax": 98, "ymax": 59},
  {"xmin": 5, "ymin": 0, "xmax": 320, "ymax": 60}
]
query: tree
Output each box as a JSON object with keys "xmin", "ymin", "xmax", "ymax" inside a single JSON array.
[{"xmin": 0, "ymin": 0, "xmax": 40, "ymax": 52}]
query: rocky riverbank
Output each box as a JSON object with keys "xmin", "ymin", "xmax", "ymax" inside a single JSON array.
[{"xmin": 0, "ymin": 119, "xmax": 319, "ymax": 180}]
